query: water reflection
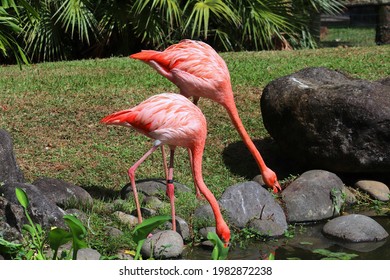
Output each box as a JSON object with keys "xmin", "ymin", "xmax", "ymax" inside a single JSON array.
[{"xmin": 183, "ymin": 217, "xmax": 390, "ymax": 260}]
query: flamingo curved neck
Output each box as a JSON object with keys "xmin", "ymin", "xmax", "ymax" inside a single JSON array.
[
  {"xmin": 222, "ymin": 98, "xmax": 268, "ymax": 174},
  {"xmin": 191, "ymin": 147, "xmax": 225, "ymax": 226}
]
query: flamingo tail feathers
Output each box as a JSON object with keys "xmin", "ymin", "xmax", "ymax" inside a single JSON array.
[{"xmin": 101, "ymin": 109, "xmax": 135, "ymax": 125}]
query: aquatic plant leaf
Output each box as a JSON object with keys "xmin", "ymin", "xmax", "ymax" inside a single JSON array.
[
  {"xmin": 63, "ymin": 215, "xmax": 88, "ymax": 259},
  {"xmin": 132, "ymin": 215, "xmax": 172, "ymax": 243},
  {"xmin": 267, "ymin": 252, "xmax": 275, "ymax": 260},
  {"xmin": 132, "ymin": 215, "xmax": 172, "ymax": 260},
  {"xmin": 15, "ymin": 187, "xmax": 29, "ymax": 209},
  {"xmin": 313, "ymin": 249, "xmax": 358, "ymax": 260},
  {"xmin": 207, "ymin": 232, "xmax": 229, "ymax": 260},
  {"xmin": 49, "ymin": 228, "xmax": 72, "ymax": 251}
]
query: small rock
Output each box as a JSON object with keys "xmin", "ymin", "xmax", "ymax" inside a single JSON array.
[
  {"xmin": 142, "ymin": 196, "xmax": 167, "ymax": 210},
  {"xmin": 323, "ymin": 214, "xmax": 389, "ymax": 242},
  {"xmin": 282, "ymin": 170, "xmax": 345, "ymax": 223},
  {"xmin": 113, "ymin": 211, "xmax": 138, "ymax": 227},
  {"xmin": 165, "ymin": 216, "xmax": 191, "ymax": 241},
  {"xmin": 343, "ymin": 187, "xmax": 357, "ymax": 205},
  {"xmin": 355, "ymin": 180, "xmax": 390, "ymax": 201},
  {"xmin": 198, "ymin": 227, "xmax": 216, "ymax": 239},
  {"xmin": 141, "ymin": 230, "xmax": 184, "ymax": 259},
  {"xmin": 131, "ymin": 207, "xmax": 156, "ymax": 218},
  {"xmin": 76, "ymin": 248, "xmax": 101, "ymax": 260},
  {"xmin": 220, "ymin": 181, "xmax": 287, "ymax": 230},
  {"xmin": 194, "ymin": 181, "xmax": 287, "ymax": 235},
  {"xmin": 116, "ymin": 250, "xmax": 134, "ymax": 260},
  {"xmin": 198, "ymin": 227, "xmax": 217, "ymax": 248},
  {"xmin": 105, "ymin": 226, "xmax": 123, "ymax": 238}
]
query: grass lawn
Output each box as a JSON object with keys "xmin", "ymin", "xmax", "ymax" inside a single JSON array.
[
  {"xmin": 1, "ymin": 45, "xmax": 389, "ymax": 257},
  {"xmin": 320, "ymin": 26, "xmax": 377, "ymax": 47}
]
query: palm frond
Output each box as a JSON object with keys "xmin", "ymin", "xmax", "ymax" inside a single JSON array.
[
  {"xmin": 183, "ymin": 0, "xmax": 239, "ymax": 39},
  {"xmin": 133, "ymin": 0, "xmax": 182, "ymax": 28},
  {"xmin": 237, "ymin": 0, "xmax": 294, "ymax": 50},
  {"xmin": 0, "ymin": 6, "xmax": 28, "ymax": 65},
  {"xmin": 53, "ymin": 0, "xmax": 97, "ymax": 44},
  {"xmin": 22, "ymin": 1, "xmax": 66, "ymax": 62}
]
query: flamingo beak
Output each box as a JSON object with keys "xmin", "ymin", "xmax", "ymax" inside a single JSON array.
[{"xmin": 273, "ymin": 181, "xmax": 282, "ymax": 193}]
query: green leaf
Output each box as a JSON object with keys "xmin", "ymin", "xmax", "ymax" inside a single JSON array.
[
  {"xmin": 207, "ymin": 232, "xmax": 229, "ymax": 260},
  {"xmin": 132, "ymin": 215, "xmax": 172, "ymax": 243},
  {"xmin": 15, "ymin": 187, "xmax": 29, "ymax": 209},
  {"xmin": 0, "ymin": 237, "xmax": 22, "ymax": 255},
  {"xmin": 22, "ymin": 224, "xmax": 35, "ymax": 235},
  {"xmin": 184, "ymin": 0, "xmax": 239, "ymax": 39},
  {"xmin": 49, "ymin": 228, "xmax": 72, "ymax": 252},
  {"xmin": 300, "ymin": 241, "xmax": 313, "ymax": 245},
  {"xmin": 63, "ymin": 215, "xmax": 88, "ymax": 259},
  {"xmin": 313, "ymin": 249, "xmax": 359, "ymax": 260}
]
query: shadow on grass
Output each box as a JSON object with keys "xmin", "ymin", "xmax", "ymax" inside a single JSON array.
[
  {"xmin": 81, "ymin": 185, "xmax": 120, "ymax": 200},
  {"xmin": 222, "ymin": 138, "xmax": 305, "ymax": 182}
]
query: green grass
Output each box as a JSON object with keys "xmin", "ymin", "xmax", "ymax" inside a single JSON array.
[
  {"xmin": 1, "ymin": 45, "xmax": 389, "ymax": 257},
  {"xmin": 320, "ymin": 26, "xmax": 377, "ymax": 47}
]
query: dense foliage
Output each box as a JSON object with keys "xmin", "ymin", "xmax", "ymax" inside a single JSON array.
[{"xmin": 1, "ymin": 0, "xmax": 344, "ymax": 63}]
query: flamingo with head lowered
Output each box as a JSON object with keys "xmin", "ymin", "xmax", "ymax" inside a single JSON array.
[
  {"xmin": 130, "ymin": 39, "xmax": 281, "ymax": 193},
  {"xmin": 101, "ymin": 93, "xmax": 230, "ymax": 246}
]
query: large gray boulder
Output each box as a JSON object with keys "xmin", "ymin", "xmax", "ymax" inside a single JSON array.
[{"xmin": 261, "ymin": 67, "xmax": 390, "ymax": 173}]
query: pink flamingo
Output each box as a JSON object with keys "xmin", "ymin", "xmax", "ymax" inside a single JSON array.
[
  {"xmin": 101, "ymin": 93, "xmax": 230, "ymax": 246},
  {"xmin": 130, "ymin": 39, "xmax": 281, "ymax": 193}
]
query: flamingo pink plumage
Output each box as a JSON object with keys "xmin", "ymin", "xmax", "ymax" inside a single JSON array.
[
  {"xmin": 101, "ymin": 93, "xmax": 230, "ymax": 246},
  {"xmin": 130, "ymin": 39, "xmax": 281, "ymax": 193}
]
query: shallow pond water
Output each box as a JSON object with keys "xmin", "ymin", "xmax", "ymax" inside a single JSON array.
[{"xmin": 183, "ymin": 216, "xmax": 390, "ymax": 260}]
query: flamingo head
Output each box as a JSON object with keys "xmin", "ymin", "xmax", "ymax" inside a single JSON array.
[
  {"xmin": 262, "ymin": 167, "xmax": 282, "ymax": 193},
  {"xmin": 216, "ymin": 220, "xmax": 231, "ymax": 248}
]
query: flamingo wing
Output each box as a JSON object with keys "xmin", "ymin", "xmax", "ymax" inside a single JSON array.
[
  {"xmin": 101, "ymin": 93, "xmax": 206, "ymax": 148},
  {"xmin": 130, "ymin": 40, "xmax": 231, "ymax": 101}
]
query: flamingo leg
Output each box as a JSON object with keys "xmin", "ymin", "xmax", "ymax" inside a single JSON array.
[
  {"xmin": 128, "ymin": 141, "xmax": 161, "ymax": 224},
  {"xmin": 161, "ymin": 145, "xmax": 169, "ymax": 180},
  {"xmin": 166, "ymin": 148, "xmax": 177, "ymax": 232}
]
